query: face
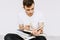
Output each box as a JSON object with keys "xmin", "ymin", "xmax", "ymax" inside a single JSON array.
[{"xmin": 24, "ymin": 4, "xmax": 34, "ymax": 17}]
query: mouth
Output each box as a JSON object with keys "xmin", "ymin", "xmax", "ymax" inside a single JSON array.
[
  {"xmin": 29, "ymin": 13, "xmax": 33, "ymax": 15},
  {"xmin": 27, "ymin": 13, "xmax": 33, "ymax": 17}
]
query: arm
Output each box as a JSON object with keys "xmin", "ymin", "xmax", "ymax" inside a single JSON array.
[
  {"xmin": 19, "ymin": 24, "xmax": 30, "ymax": 31},
  {"xmin": 37, "ymin": 22, "xmax": 44, "ymax": 34},
  {"xmin": 31, "ymin": 22, "xmax": 44, "ymax": 36}
]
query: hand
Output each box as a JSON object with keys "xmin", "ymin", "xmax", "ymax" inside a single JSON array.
[
  {"xmin": 24, "ymin": 25, "xmax": 30, "ymax": 30},
  {"xmin": 31, "ymin": 29, "xmax": 39, "ymax": 36},
  {"xmin": 19, "ymin": 24, "xmax": 24, "ymax": 30},
  {"xmin": 37, "ymin": 27, "xmax": 43, "ymax": 34},
  {"xmin": 32, "ymin": 29, "xmax": 43, "ymax": 36}
]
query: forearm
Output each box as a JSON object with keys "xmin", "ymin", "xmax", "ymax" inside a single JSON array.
[{"xmin": 38, "ymin": 22, "xmax": 44, "ymax": 34}]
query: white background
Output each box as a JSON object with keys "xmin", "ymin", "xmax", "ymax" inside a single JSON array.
[{"xmin": 0, "ymin": 0, "xmax": 60, "ymax": 36}]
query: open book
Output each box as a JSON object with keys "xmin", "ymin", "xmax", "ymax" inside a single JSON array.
[
  {"xmin": 18, "ymin": 29, "xmax": 46, "ymax": 40},
  {"xmin": 18, "ymin": 29, "xmax": 35, "ymax": 39},
  {"xmin": 18, "ymin": 29, "xmax": 45, "ymax": 36}
]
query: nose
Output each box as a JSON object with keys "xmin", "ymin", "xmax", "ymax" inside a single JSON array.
[{"xmin": 29, "ymin": 10, "xmax": 33, "ymax": 13}]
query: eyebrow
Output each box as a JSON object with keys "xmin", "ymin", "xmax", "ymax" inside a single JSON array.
[
  {"xmin": 26, "ymin": 9, "xmax": 30, "ymax": 11},
  {"xmin": 26, "ymin": 7, "xmax": 34, "ymax": 11}
]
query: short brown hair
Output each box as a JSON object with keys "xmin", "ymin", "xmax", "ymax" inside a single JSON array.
[{"xmin": 23, "ymin": 0, "xmax": 34, "ymax": 7}]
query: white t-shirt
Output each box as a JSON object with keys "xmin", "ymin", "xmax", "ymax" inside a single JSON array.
[{"xmin": 18, "ymin": 9, "xmax": 45, "ymax": 30}]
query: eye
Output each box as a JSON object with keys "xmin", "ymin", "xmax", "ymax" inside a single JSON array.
[
  {"xmin": 26, "ymin": 9, "xmax": 30, "ymax": 11},
  {"xmin": 31, "ymin": 8, "xmax": 34, "ymax": 10}
]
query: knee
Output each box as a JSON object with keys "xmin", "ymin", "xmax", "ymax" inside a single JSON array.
[
  {"xmin": 37, "ymin": 36, "xmax": 47, "ymax": 40},
  {"xmin": 41, "ymin": 36, "xmax": 47, "ymax": 40},
  {"xmin": 4, "ymin": 33, "xmax": 24, "ymax": 40},
  {"xmin": 4, "ymin": 33, "xmax": 12, "ymax": 40}
]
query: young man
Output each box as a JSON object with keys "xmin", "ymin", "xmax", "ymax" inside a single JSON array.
[{"xmin": 4, "ymin": 0, "xmax": 47, "ymax": 40}]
